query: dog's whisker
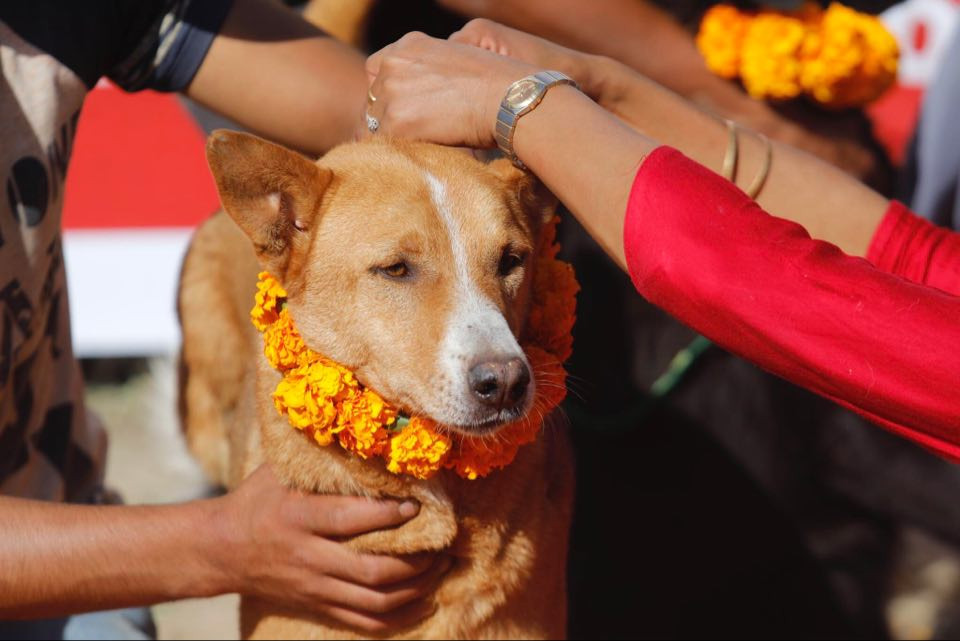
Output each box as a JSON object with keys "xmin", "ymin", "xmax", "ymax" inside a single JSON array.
[{"xmin": 567, "ymin": 388, "xmax": 587, "ymax": 403}]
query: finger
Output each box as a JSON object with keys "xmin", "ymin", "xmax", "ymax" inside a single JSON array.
[
  {"xmin": 367, "ymin": 72, "xmax": 386, "ymax": 114},
  {"xmin": 318, "ymin": 598, "xmax": 437, "ymax": 635},
  {"xmin": 360, "ymin": 109, "xmax": 379, "ymax": 141},
  {"xmin": 291, "ymin": 494, "xmax": 419, "ymax": 537},
  {"xmin": 319, "ymin": 555, "xmax": 451, "ymax": 614},
  {"xmin": 449, "ymin": 24, "xmax": 499, "ymax": 53},
  {"xmin": 450, "ymin": 18, "xmax": 494, "ymax": 44},
  {"xmin": 367, "ymin": 30, "xmax": 430, "ymax": 80},
  {"xmin": 448, "ymin": 27, "xmax": 472, "ymax": 45},
  {"xmin": 396, "ymin": 30, "xmax": 432, "ymax": 47},
  {"xmin": 365, "ymin": 44, "xmax": 392, "ymax": 85},
  {"xmin": 324, "ymin": 546, "xmax": 440, "ymax": 586},
  {"xmin": 362, "ymin": 75, "xmax": 388, "ymax": 138}
]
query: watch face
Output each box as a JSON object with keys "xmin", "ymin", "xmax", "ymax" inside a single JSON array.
[{"xmin": 506, "ymin": 79, "xmax": 541, "ymax": 112}]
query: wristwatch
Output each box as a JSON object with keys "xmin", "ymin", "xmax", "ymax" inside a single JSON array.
[{"xmin": 495, "ymin": 70, "xmax": 579, "ymax": 169}]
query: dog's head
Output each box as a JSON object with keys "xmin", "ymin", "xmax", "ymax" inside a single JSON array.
[{"xmin": 207, "ymin": 131, "xmax": 556, "ymax": 436}]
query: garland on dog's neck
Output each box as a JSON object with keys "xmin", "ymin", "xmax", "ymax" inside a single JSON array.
[{"xmin": 251, "ymin": 217, "xmax": 579, "ymax": 481}]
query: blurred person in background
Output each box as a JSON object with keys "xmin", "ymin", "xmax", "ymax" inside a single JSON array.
[
  {"xmin": 0, "ymin": 1, "xmax": 445, "ymax": 639},
  {"xmin": 902, "ymin": 28, "xmax": 960, "ymax": 230}
]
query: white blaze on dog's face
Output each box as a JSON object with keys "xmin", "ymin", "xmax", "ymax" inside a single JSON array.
[{"xmin": 206, "ymin": 131, "xmax": 556, "ymax": 435}]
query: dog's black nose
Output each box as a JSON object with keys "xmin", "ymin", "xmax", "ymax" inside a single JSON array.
[{"xmin": 468, "ymin": 358, "xmax": 530, "ymax": 409}]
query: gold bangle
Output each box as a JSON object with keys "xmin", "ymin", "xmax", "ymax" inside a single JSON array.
[
  {"xmin": 746, "ymin": 133, "xmax": 773, "ymax": 200},
  {"xmin": 721, "ymin": 119, "xmax": 738, "ymax": 182}
]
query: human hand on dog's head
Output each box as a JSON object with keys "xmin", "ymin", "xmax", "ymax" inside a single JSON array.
[
  {"xmin": 449, "ymin": 19, "xmax": 607, "ymax": 102},
  {"xmin": 365, "ymin": 32, "xmax": 535, "ymax": 148},
  {"xmin": 212, "ymin": 465, "xmax": 451, "ymax": 634}
]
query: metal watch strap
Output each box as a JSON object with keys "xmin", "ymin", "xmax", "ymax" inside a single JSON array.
[{"xmin": 495, "ymin": 70, "xmax": 578, "ymax": 169}]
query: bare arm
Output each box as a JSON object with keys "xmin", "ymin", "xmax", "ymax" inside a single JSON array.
[
  {"xmin": 514, "ymin": 85, "xmax": 646, "ymax": 268},
  {"xmin": 186, "ymin": 0, "xmax": 367, "ymax": 155},
  {"xmin": 0, "ymin": 466, "xmax": 442, "ymax": 633},
  {"xmin": 0, "ymin": 496, "xmax": 221, "ymax": 618},
  {"xmin": 588, "ymin": 55, "xmax": 887, "ymax": 257},
  {"xmin": 438, "ymin": 0, "xmax": 879, "ymax": 179}
]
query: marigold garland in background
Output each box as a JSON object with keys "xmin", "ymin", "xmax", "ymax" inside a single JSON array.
[
  {"xmin": 251, "ymin": 216, "xmax": 579, "ymax": 481},
  {"xmin": 696, "ymin": 2, "xmax": 898, "ymax": 108}
]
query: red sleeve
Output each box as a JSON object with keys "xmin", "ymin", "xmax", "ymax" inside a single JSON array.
[
  {"xmin": 867, "ymin": 200, "xmax": 960, "ymax": 296},
  {"xmin": 623, "ymin": 146, "xmax": 960, "ymax": 460}
]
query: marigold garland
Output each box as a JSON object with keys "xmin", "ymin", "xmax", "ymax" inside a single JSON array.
[
  {"xmin": 252, "ymin": 217, "xmax": 579, "ymax": 481},
  {"xmin": 696, "ymin": 2, "xmax": 898, "ymax": 108}
]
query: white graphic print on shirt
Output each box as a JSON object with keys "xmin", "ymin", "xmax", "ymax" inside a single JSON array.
[{"xmin": 0, "ymin": 21, "xmax": 105, "ymax": 502}]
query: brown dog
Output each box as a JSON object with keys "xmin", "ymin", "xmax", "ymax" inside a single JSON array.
[{"xmin": 178, "ymin": 131, "xmax": 574, "ymax": 639}]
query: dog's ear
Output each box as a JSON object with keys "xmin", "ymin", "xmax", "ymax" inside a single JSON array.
[
  {"xmin": 206, "ymin": 130, "xmax": 333, "ymax": 279},
  {"xmin": 488, "ymin": 157, "xmax": 558, "ymax": 224}
]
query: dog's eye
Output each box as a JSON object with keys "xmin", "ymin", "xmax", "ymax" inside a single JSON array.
[
  {"xmin": 498, "ymin": 250, "xmax": 526, "ymax": 277},
  {"xmin": 378, "ymin": 262, "xmax": 410, "ymax": 279}
]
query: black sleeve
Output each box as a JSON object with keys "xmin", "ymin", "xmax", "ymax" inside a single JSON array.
[{"xmin": 0, "ymin": 0, "xmax": 233, "ymax": 92}]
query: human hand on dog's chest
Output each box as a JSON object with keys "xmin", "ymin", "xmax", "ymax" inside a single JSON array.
[{"xmin": 213, "ymin": 465, "xmax": 451, "ymax": 633}]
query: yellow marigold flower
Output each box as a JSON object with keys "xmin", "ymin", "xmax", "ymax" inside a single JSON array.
[
  {"xmin": 251, "ymin": 272, "xmax": 287, "ymax": 331},
  {"xmin": 696, "ymin": 5, "xmax": 750, "ymax": 79},
  {"xmin": 386, "ymin": 418, "xmax": 451, "ymax": 480},
  {"xmin": 695, "ymin": 2, "xmax": 897, "ymax": 108},
  {"xmin": 273, "ymin": 360, "xmax": 353, "ymax": 446},
  {"xmin": 740, "ymin": 12, "xmax": 809, "ymax": 100}
]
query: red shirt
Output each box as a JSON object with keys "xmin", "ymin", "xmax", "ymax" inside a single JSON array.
[{"xmin": 623, "ymin": 147, "xmax": 960, "ymax": 460}]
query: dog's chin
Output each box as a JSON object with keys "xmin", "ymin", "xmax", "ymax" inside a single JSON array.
[
  {"xmin": 396, "ymin": 400, "xmax": 532, "ymax": 438},
  {"xmin": 437, "ymin": 404, "xmax": 532, "ymax": 438}
]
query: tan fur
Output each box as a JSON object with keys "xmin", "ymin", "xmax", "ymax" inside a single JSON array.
[{"xmin": 179, "ymin": 132, "xmax": 573, "ymax": 639}]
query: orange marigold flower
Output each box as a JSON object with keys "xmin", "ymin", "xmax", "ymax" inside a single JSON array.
[
  {"xmin": 522, "ymin": 345, "xmax": 568, "ymax": 420},
  {"xmin": 525, "ymin": 217, "xmax": 579, "ymax": 362},
  {"xmin": 262, "ymin": 308, "xmax": 310, "ymax": 371},
  {"xmin": 251, "ymin": 272, "xmax": 287, "ymax": 331},
  {"xmin": 448, "ymin": 438, "xmax": 522, "ymax": 481},
  {"xmin": 800, "ymin": 3, "xmax": 898, "ymax": 108},
  {"xmin": 386, "ymin": 418, "xmax": 452, "ymax": 480},
  {"xmin": 338, "ymin": 388, "xmax": 396, "ymax": 459}
]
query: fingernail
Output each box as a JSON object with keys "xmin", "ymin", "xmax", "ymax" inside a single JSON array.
[{"xmin": 399, "ymin": 500, "xmax": 420, "ymax": 518}]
